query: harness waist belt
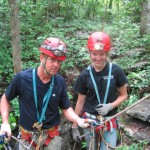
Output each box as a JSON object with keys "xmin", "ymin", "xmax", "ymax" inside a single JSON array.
[
  {"xmin": 20, "ymin": 126, "xmax": 59, "ymax": 147},
  {"xmin": 83, "ymin": 112, "xmax": 117, "ymax": 132},
  {"xmin": 83, "ymin": 112, "xmax": 97, "ymax": 119}
]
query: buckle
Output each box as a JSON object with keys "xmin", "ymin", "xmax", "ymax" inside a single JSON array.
[
  {"xmin": 33, "ymin": 122, "xmax": 42, "ymax": 131},
  {"xmin": 97, "ymin": 115, "xmax": 103, "ymax": 122}
]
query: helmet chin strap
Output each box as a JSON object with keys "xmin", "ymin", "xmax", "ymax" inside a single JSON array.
[{"xmin": 41, "ymin": 57, "xmax": 51, "ymax": 76}]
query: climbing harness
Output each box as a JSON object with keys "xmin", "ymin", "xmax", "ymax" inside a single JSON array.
[
  {"xmin": 73, "ymin": 120, "xmax": 122, "ymax": 150},
  {"xmin": 32, "ymin": 68, "xmax": 54, "ymax": 126},
  {"xmin": 86, "ymin": 63, "xmax": 122, "ymax": 149},
  {"xmin": 20, "ymin": 125, "xmax": 59, "ymax": 149},
  {"xmin": 18, "ymin": 69, "xmax": 56, "ymax": 149},
  {"xmin": 73, "ymin": 94, "xmax": 150, "ymax": 150},
  {"xmin": 87, "ymin": 62, "xmax": 112, "ymax": 104}
]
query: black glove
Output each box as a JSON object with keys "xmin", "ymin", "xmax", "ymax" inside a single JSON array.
[{"xmin": 72, "ymin": 127, "xmax": 81, "ymax": 142}]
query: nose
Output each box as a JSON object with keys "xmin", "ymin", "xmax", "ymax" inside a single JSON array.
[
  {"xmin": 53, "ymin": 60, "xmax": 61, "ymax": 66},
  {"xmin": 96, "ymin": 54, "xmax": 103, "ymax": 60}
]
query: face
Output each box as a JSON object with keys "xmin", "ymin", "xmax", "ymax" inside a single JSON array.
[
  {"xmin": 90, "ymin": 50, "xmax": 108, "ymax": 68},
  {"xmin": 41, "ymin": 54, "xmax": 62, "ymax": 76}
]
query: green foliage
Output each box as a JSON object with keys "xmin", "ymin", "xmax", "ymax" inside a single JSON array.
[
  {"xmin": 122, "ymin": 0, "xmax": 143, "ymax": 22},
  {"xmin": 119, "ymin": 94, "xmax": 138, "ymax": 111},
  {"xmin": 67, "ymin": 91, "xmax": 73, "ymax": 100},
  {"xmin": 8, "ymin": 113, "xmax": 17, "ymax": 130},
  {"xmin": 128, "ymin": 70, "xmax": 150, "ymax": 91},
  {"xmin": 116, "ymin": 141, "xmax": 148, "ymax": 150},
  {"xmin": 81, "ymin": 141, "xmax": 86, "ymax": 149},
  {"xmin": 10, "ymin": 98, "xmax": 20, "ymax": 118},
  {"xmin": 0, "ymin": 98, "xmax": 19, "ymax": 131},
  {"xmin": 0, "ymin": 50, "xmax": 13, "ymax": 82},
  {"xmin": 0, "ymin": 0, "xmax": 13, "ymax": 82},
  {"xmin": 0, "ymin": 112, "xmax": 17, "ymax": 131}
]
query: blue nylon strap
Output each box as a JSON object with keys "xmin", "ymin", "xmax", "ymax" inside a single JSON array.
[
  {"xmin": 88, "ymin": 66, "xmax": 101, "ymax": 104},
  {"xmin": 32, "ymin": 69, "xmax": 54, "ymax": 124},
  {"xmin": 88, "ymin": 63, "xmax": 112, "ymax": 104},
  {"xmin": 104, "ymin": 63, "xmax": 112, "ymax": 104}
]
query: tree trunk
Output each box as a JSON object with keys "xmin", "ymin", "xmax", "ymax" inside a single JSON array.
[
  {"xmin": 109, "ymin": 0, "xmax": 113, "ymax": 9},
  {"xmin": 8, "ymin": 0, "xmax": 22, "ymax": 73},
  {"xmin": 140, "ymin": 0, "xmax": 150, "ymax": 35}
]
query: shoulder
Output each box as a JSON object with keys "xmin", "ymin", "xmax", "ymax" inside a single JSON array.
[
  {"xmin": 14, "ymin": 68, "xmax": 32, "ymax": 78},
  {"xmin": 16, "ymin": 68, "xmax": 33, "ymax": 78},
  {"xmin": 81, "ymin": 67, "xmax": 90, "ymax": 75},
  {"xmin": 111, "ymin": 63, "xmax": 124, "ymax": 71},
  {"xmin": 111, "ymin": 63, "xmax": 128, "ymax": 83},
  {"xmin": 54, "ymin": 74, "xmax": 66, "ymax": 83}
]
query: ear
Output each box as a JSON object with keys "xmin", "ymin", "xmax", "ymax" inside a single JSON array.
[{"xmin": 40, "ymin": 53, "xmax": 44, "ymax": 62}]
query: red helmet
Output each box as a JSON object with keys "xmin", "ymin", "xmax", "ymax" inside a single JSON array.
[
  {"xmin": 87, "ymin": 32, "xmax": 111, "ymax": 51},
  {"xmin": 39, "ymin": 37, "xmax": 67, "ymax": 61}
]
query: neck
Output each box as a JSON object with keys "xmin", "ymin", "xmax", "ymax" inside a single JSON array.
[{"xmin": 37, "ymin": 66, "xmax": 51, "ymax": 83}]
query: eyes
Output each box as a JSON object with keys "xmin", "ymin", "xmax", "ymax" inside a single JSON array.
[
  {"xmin": 90, "ymin": 51, "xmax": 106, "ymax": 57},
  {"xmin": 47, "ymin": 57, "xmax": 62, "ymax": 64}
]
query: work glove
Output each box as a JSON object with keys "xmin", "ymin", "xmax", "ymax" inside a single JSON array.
[
  {"xmin": 77, "ymin": 118, "xmax": 95, "ymax": 128},
  {"xmin": 95, "ymin": 103, "xmax": 113, "ymax": 116},
  {"xmin": 0, "ymin": 123, "xmax": 11, "ymax": 136},
  {"xmin": 72, "ymin": 127, "xmax": 81, "ymax": 142}
]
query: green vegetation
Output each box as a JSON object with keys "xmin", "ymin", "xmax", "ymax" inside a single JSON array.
[
  {"xmin": 0, "ymin": 0, "xmax": 149, "ymax": 149},
  {"xmin": 116, "ymin": 141, "xmax": 148, "ymax": 150}
]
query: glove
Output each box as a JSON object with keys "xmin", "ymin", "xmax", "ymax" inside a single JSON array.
[
  {"xmin": 95, "ymin": 103, "xmax": 113, "ymax": 116},
  {"xmin": 0, "ymin": 123, "xmax": 11, "ymax": 136},
  {"xmin": 77, "ymin": 118, "xmax": 95, "ymax": 128},
  {"xmin": 72, "ymin": 127, "xmax": 81, "ymax": 142}
]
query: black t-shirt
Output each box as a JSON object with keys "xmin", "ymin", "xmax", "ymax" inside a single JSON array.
[
  {"xmin": 74, "ymin": 62, "xmax": 128, "ymax": 116},
  {"xmin": 5, "ymin": 68, "xmax": 70, "ymax": 131}
]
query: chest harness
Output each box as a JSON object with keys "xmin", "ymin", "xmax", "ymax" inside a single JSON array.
[
  {"xmin": 32, "ymin": 68, "xmax": 54, "ymax": 129},
  {"xmin": 87, "ymin": 63, "xmax": 112, "ymax": 105},
  {"xmin": 86, "ymin": 63, "xmax": 116, "ymax": 129},
  {"xmin": 20, "ymin": 69, "xmax": 59, "ymax": 150},
  {"xmin": 84, "ymin": 63, "xmax": 115, "ymax": 148},
  {"xmin": 82, "ymin": 63, "xmax": 122, "ymax": 148},
  {"xmin": 85, "ymin": 63, "xmax": 117, "ymax": 128}
]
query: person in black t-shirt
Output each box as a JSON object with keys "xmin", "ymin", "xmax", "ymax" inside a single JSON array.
[
  {"xmin": 0, "ymin": 37, "xmax": 94, "ymax": 150},
  {"xmin": 72, "ymin": 32, "xmax": 128, "ymax": 150}
]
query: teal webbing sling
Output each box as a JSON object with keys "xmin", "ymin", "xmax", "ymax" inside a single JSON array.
[
  {"xmin": 32, "ymin": 69, "xmax": 54, "ymax": 124},
  {"xmin": 87, "ymin": 63, "xmax": 112, "ymax": 104}
]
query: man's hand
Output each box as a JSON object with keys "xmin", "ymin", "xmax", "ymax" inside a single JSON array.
[
  {"xmin": 0, "ymin": 123, "xmax": 11, "ymax": 136},
  {"xmin": 77, "ymin": 118, "xmax": 95, "ymax": 128},
  {"xmin": 72, "ymin": 127, "xmax": 81, "ymax": 142},
  {"xmin": 95, "ymin": 103, "xmax": 113, "ymax": 116}
]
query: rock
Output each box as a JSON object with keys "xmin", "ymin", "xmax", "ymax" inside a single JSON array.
[
  {"xmin": 118, "ymin": 96, "xmax": 150, "ymax": 144},
  {"xmin": 119, "ymin": 115, "xmax": 150, "ymax": 143},
  {"xmin": 126, "ymin": 98, "xmax": 150, "ymax": 123}
]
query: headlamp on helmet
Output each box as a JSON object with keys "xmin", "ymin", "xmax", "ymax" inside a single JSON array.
[
  {"xmin": 87, "ymin": 32, "xmax": 111, "ymax": 52},
  {"xmin": 41, "ymin": 44, "xmax": 66, "ymax": 56},
  {"xmin": 39, "ymin": 37, "xmax": 67, "ymax": 61},
  {"xmin": 94, "ymin": 43, "xmax": 104, "ymax": 50}
]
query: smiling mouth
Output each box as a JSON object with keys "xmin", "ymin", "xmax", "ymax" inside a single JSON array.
[{"xmin": 52, "ymin": 69, "xmax": 58, "ymax": 72}]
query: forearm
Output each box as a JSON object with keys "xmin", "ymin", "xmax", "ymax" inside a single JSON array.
[
  {"xmin": 0, "ymin": 94, "xmax": 10, "ymax": 123},
  {"xmin": 112, "ymin": 94, "xmax": 128, "ymax": 108},
  {"xmin": 72, "ymin": 95, "xmax": 86, "ymax": 127},
  {"xmin": 62, "ymin": 107, "xmax": 80, "ymax": 124},
  {"xmin": 74, "ymin": 100, "xmax": 85, "ymax": 116}
]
